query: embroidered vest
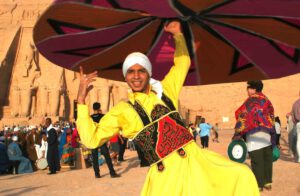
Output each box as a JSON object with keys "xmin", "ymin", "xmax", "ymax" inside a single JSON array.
[{"xmin": 129, "ymin": 93, "xmax": 193, "ymax": 171}]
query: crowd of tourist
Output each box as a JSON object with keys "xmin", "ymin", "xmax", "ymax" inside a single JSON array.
[
  {"xmin": 0, "ymin": 117, "xmax": 149, "ymax": 177},
  {"xmin": 0, "ymin": 120, "xmax": 76, "ymax": 174}
]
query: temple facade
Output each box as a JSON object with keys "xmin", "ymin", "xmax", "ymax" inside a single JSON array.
[{"xmin": 0, "ymin": 1, "xmax": 299, "ymax": 128}]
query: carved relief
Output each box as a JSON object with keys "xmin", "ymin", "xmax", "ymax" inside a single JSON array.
[
  {"xmin": 0, "ymin": 2, "xmax": 17, "ymax": 16},
  {"xmin": 0, "ymin": 0, "xmax": 17, "ymax": 25},
  {"xmin": 22, "ymin": 39, "xmax": 38, "ymax": 77},
  {"xmin": 22, "ymin": 9, "xmax": 40, "ymax": 21}
]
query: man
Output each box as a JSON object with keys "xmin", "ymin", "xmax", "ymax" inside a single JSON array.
[
  {"xmin": 0, "ymin": 136, "xmax": 10, "ymax": 174},
  {"xmin": 76, "ymin": 21, "xmax": 259, "ymax": 196},
  {"xmin": 13, "ymin": 127, "xmax": 27, "ymax": 158},
  {"xmin": 234, "ymin": 80, "xmax": 276, "ymax": 191},
  {"xmin": 45, "ymin": 118, "xmax": 60, "ymax": 174},
  {"xmin": 287, "ymin": 112, "xmax": 296, "ymax": 157},
  {"xmin": 199, "ymin": 118, "xmax": 212, "ymax": 148},
  {"xmin": 26, "ymin": 125, "xmax": 41, "ymax": 170},
  {"xmin": 7, "ymin": 136, "xmax": 33, "ymax": 174},
  {"xmin": 90, "ymin": 102, "xmax": 120, "ymax": 178},
  {"xmin": 212, "ymin": 123, "xmax": 220, "ymax": 143},
  {"xmin": 134, "ymin": 142, "xmax": 150, "ymax": 167},
  {"xmin": 118, "ymin": 134, "xmax": 127, "ymax": 162},
  {"xmin": 291, "ymin": 90, "xmax": 300, "ymax": 163}
]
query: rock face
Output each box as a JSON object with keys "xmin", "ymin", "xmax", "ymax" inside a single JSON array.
[
  {"xmin": 0, "ymin": 1, "xmax": 130, "ymax": 126},
  {"xmin": 0, "ymin": 1, "xmax": 299, "ymax": 127}
]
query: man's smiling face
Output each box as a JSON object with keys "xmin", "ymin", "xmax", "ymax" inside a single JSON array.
[{"xmin": 125, "ymin": 64, "xmax": 150, "ymax": 93}]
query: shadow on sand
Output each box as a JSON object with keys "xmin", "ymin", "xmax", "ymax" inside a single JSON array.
[
  {"xmin": 0, "ymin": 185, "xmax": 47, "ymax": 196},
  {"xmin": 119, "ymin": 156, "xmax": 141, "ymax": 175}
]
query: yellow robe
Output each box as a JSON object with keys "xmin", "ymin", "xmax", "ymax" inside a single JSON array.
[{"xmin": 76, "ymin": 34, "xmax": 259, "ymax": 196}]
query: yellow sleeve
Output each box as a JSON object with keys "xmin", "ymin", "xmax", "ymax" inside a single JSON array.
[
  {"xmin": 161, "ymin": 33, "xmax": 191, "ymax": 109},
  {"xmin": 76, "ymin": 104, "xmax": 125, "ymax": 149}
]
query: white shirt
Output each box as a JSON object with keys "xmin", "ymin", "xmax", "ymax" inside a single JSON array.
[
  {"xmin": 275, "ymin": 122, "xmax": 281, "ymax": 134},
  {"xmin": 246, "ymin": 131, "xmax": 271, "ymax": 152},
  {"xmin": 40, "ymin": 140, "xmax": 48, "ymax": 159}
]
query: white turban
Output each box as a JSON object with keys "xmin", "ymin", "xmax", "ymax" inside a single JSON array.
[
  {"xmin": 29, "ymin": 125, "xmax": 37, "ymax": 130},
  {"xmin": 12, "ymin": 135, "xmax": 18, "ymax": 142},
  {"xmin": 122, "ymin": 52, "xmax": 164, "ymax": 98},
  {"xmin": 13, "ymin": 127, "xmax": 20, "ymax": 132},
  {"xmin": 122, "ymin": 52, "xmax": 152, "ymax": 77}
]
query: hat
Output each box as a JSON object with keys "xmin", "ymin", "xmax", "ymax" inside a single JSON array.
[
  {"xmin": 29, "ymin": 125, "xmax": 37, "ymax": 130},
  {"xmin": 227, "ymin": 140, "xmax": 247, "ymax": 163},
  {"xmin": 122, "ymin": 52, "xmax": 152, "ymax": 77},
  {"xmin": 12, "ymin": 135, "xmax": 18, "ymax": 141},
  {"xmin": 13, "ymin": 127, "xmax": 20, "ymax": 132}
]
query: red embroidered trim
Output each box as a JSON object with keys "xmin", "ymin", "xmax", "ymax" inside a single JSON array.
[{"xmin": 156, "ymin": 115, "xmax": 193, "ymax": 158}]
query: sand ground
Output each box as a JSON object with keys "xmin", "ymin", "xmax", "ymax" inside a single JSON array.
[{"xmin": 1, "ymin": 131, "xmax": 299, "ymax": 196}]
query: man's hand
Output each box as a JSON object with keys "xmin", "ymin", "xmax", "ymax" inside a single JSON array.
[
  {"xmin": 77, "ymin": 66, "xmax": 98, "ymax": 104},
  {"xmin": 164, "ymin": 20, "xmax": 182, "ymax": 35}
]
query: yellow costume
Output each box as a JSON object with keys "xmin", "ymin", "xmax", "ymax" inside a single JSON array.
[{"xmin": 77, "ymin": 34, "xmax": 259, "ymax": 196}]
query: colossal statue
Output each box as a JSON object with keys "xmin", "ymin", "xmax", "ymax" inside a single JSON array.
[
  {"xmin": 36, "ymin": 65, "xmax": 64, "ymax": 117},
  {"xmin": 11, "ymin": 70, "xmax": 40, "ymax": 117},
  {"xmin": 22, "ymin": 40, "xmax": 37, "ymax": 77}
]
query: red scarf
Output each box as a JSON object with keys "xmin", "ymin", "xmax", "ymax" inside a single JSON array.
[{"xmin": 235, "ymin": 93, "xmax": 275, "ymax": 136}]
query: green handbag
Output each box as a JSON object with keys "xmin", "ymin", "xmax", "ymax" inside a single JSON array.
[{"xmin": 272, "ymin": 146, "xmax": 280, "ymax": 162}]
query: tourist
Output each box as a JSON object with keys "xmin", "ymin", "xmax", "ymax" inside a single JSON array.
[
  {"xmin": 90, "ymin": 102, "xmax": 120, "ymax": 178},
  {"xmin": 199, "ymin": 118, "xmax": 212, "ymax": 148},
  {"xmin": 40, "ymin": 132, "xmax": 48, "ymax": 159},
  {"xmin": 109, "ymin": 134, "xmax": 121, "ymax": 165},
  {"xmin": 7, "ymin": 136, "xmax": 33, "ymax": 174},
  {"xmin": 71, "ymin": 123, "xmax": 80, "ymax": 148},
  {"xmin": 26, "ymin": 125, "xmax": 41, "ymax": 170},
  {"xmin": 275, "ymin": 117, "xmax": 281, "ymax": 149},
  {"xmin": 291, "ymin": 90, "xmax": 300, "ymax": 163},
  {"xmin": 286, "ymin": 112, "xmax": 296, "ymax": 158},
  {"xmin": 60, "ymin": 128, "xmax": 75, "ymax": 165},
  {"xmin": 118, "ymin": 134, "xmax": 127, "ymax": 162},
  {"xmin": 188, "ymin": 122, "xmax": 197, "ymax": 141},
  {"xmin": 233, "ymin": 80, "xmax": 276, "ymax": 191},
  {"xmin": 13, "ymin": 127, "xmax": 28, "ymax": 158},
  {"xmin": 0, "ymin": 136, "xmax": 10, "ymax": 174},
  {"xmin": 45, "ymin": 118, "xmax": 60, "ymax": 175},
  {"xmin": 212, "ymin": 123, "xmax": 220, "ymax": 143}
]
